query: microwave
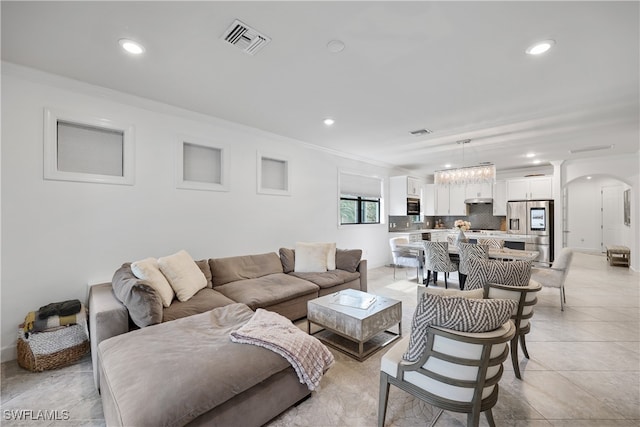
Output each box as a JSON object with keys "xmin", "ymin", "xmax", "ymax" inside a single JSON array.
[{"xmin": 407, "ymin": 198, "xmax": 420, "ymax": 215}]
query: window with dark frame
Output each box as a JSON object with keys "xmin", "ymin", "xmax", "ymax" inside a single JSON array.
[
  {"xmin": 340, "ymin": 195, "xmax": 381, "ymax": 225},
  {"xmin": 339, "ymin": 171, "xmax": 382, "ymax": 226}
]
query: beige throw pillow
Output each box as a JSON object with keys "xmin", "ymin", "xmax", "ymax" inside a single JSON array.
[
  {"xmin": 131, "ymin": 257, "xmax": 175, "ymax": 308},
  {"xmin": 158, "ymin": 250, "xmax": 207, "ymax": 302},
  {"xmin": 294, "ymin": 242, "xmax": 328, "ymax": 272},
  {"xmin": 294, "ymin": 242, "xmax": 336, "ymax": 272}
]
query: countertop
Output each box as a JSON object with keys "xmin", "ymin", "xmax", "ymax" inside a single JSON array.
[{"xmin": 389, "ymin": 228, "xmax": 531, "ymax": 241}]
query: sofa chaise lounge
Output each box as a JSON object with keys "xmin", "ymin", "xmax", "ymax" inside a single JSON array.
[{"xmin": 90, "ymin": 248, "xmax": 367, "ymax": 426}]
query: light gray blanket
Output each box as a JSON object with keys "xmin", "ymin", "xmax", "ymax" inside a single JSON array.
[{"xmin": 230, "ymin": 308, "xmax": 334, "ymax": 390}]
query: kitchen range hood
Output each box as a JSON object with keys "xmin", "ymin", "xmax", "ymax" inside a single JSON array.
[{"xmin": 464, "ymin": 198, "xmax": 493, "ymax": 204}]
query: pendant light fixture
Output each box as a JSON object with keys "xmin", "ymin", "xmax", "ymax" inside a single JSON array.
[{"xmin": 434, "ymin": 139, "xmax": 495, "ymax": 185}]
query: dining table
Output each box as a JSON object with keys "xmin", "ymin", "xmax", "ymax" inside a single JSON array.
[{"xmin": 397, "ymin": 242, "xmax": 540, "ymax": 285}]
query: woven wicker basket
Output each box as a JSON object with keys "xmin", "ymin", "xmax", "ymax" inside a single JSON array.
[{"xmin": 17, "ymin": 338, "xmax": 90, "ymax": 372}]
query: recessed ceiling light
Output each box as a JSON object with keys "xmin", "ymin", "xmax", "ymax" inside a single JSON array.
[
  {"xmin": 532, "ymin": 159, "xmax": 542, "ymax": 164},
  {"xmin": 327, "ymin": 40, "xmax": 345, "ymax": 53},
  {"xmin": 526, "ymin": 39, "xmax": 555, "ymax": 55},
  {"xmin": 323, "ymin": 118, "xmax": 335, "ymax": 126},
  {"xmin": 119, "ymin": 38, "xmax": 145, "ymax": 55},
  {"xmin": 525, "ymin": 152, "xmax": 535, "ymax": 158},
  {"xmin": 586, "ymin": 176, "xmax": 592, "ymax": 180},
  {"xmin": 444, "ymin": 164, "xmax": 452, "ymax": 168}
]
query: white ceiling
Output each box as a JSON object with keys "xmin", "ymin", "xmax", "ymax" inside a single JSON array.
[{"xmin": 2, "ymin": 1, "xmax": 639, "ymax": 177}]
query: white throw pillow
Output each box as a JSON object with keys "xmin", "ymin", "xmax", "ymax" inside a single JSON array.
[
  {"xmin": 131, "ymin": 257, "xmax": 175, "ymax": 308},
  {"xmin": 294, "ymin": 242, "xmax": 335, "ymax": 273},
  {"xmin": 325, "ymin": 242, "xmax": 337, "ymax": 270},
  {"xmin": 158, "ymin": 250, "xmax": 207, "ymax": 302}
]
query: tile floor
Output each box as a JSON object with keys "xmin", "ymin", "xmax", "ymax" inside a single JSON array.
[{"xmin": 1, "ymin": 251, "xmax": 638, "ymax": 426}]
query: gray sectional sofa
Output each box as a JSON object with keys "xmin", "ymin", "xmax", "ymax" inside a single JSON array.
[{"xmin": 89, "ymin": 248, "xmax": 366, "ymax": 427}]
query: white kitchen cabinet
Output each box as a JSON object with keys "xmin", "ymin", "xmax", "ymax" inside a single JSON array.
[
  {"xmin": 493, "ymin": 180, "xmax": 507, "ymax": 215},
  {"xmin": 465, "ymin": 182, "xmax": 493, "ymax": 200},
  {"xmin": 449, "ymin": 184, "xmax": 467, "ymax": 215},
  {"xmin": 407, "ymin": 177, "xmax": 422, "ymax": 197},
  {"xmin": 434, "ymin": 184, "xmax": 450, "ymax": 215},
  {"xmin": 434, "ymin": 184, "xmax": 466, "ymax": 215},
  {"xmin": 506, "ymin": 176, "xmax": 552, "ymax": 200},
  {"xmin": 389, "ymin": 175, "xmax": 424, "ymax": 215},
  {"xmin": 423, "ymin": 184, "xmax": 435, "ymax": 216}
]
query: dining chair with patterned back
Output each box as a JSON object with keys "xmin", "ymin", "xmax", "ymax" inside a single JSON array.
[
  {"xmin": 466, "ymin": 258, "xmax": 540, "ymax": 379},
  {"xmin": 378, "ymin": 289, "xmax": 517, "ymax": 427},
  {"xmin": 477, "ymin": 238, "xmax": 505, "ymax": 250},
  {"xmin": 457, "ymin": 243, "xmax": 489, "ymax": 290},
  {"xmin": 422, "ymin": 241, "xmax": 458, "ymax": 289},
  {"xmin": 389, "ymin": 237, "xmax": 421, "ymax": 283}
]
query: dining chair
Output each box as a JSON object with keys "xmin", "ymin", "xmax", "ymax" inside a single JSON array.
[
  {"xmin": 389, "ymin": 237, "xmax": 421, "ymax": 283},
  {"xmin": 422, "ymin": 241, "xmax": 458, "ymax": 289},
  {"xmin": 467, "ymin": 258, "xmax": 540, "ymax": 379},
  {"xmin": 530, "ymin": 247, "xmax": 573, "ymax": 311},
  {"xmin": 477, "ymin": 238, "xmax": 505, "ymax": 250},
  {"xmin": 378, "ymin": 291, "xmax": 516, "ymax": 427},
  {"xmin": 457, "ymin": 243, "xmax": 489, "ymax": 290}
]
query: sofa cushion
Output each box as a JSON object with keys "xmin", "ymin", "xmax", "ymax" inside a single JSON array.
[
  {"xmin": 279, "ymin": 248, "xmax": 296, "ymax": 273},
  {"xmin": 210, "ymin": 252, "xmax": 284, "ymax": 286},
  {"xmin": 111, "ymin": 263, "xmax": 163, "ymax": 328},
  {"xmin": 195, "ymin": 259, "xmax": 213, "ymax": 288},
  {"xmin": 162, "ymin": 288, "xmax": 236, "ymax": 322},
  {"xmin": 98, "ymin": 303, "xmax": 293, "ymax": 427},
  {"xmin": 290, "ymin": 270, "xmax": 360, "ymax": 289},
  {"xmin": 466, "ymin": 259, "xmax": 532, "ymax": 290},
  {"xmin": 402, "ymin": 292, "xmax": 517, "ymax": 362},
  {"xmin": 214, "ymin": 273, "xmax": 318, "ymax": 310},
  {"xmin": 158, "ymin": 250, "xmax": 207, "ymax": 302},
  {"xmin": 130, "ymin": 257, "xmax": 175, "ymax": 308},
  {"xmin": 335, "ymin": 249, "xmax": 362, "ymax": 273}
]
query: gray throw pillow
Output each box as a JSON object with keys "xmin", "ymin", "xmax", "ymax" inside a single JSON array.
[
  {"xmin": 402, "ymin": 292, "xmax": 516, "ymax": 362},
  {"xmin": 111, "ymin": 263, "xmax": 164, "ymax": 328},
  {"xmin": 279, "ymin": 248, "xmax": 295, "ymax": 273},
  {"xmin": 195, "ymin": 259, "xmax": 213, "ymax": 288},
  {"xmin": 465, "ymin": 259, "xmax": 532, "ymax": 290},
  {"xmin": 335, "ymin": 249, "xmax": 362, "ymax": 273}
]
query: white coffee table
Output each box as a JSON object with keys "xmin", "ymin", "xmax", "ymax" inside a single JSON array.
[{"xmin": 307, "ymin": 289, "xmax": 402, "ymax": 361}]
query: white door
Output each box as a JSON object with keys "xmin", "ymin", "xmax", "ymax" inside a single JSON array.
[{"xmin": 602, "ymin": 185, "xmax": 623, "ymax": 253}]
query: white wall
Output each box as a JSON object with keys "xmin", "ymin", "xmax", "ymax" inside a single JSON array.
[
  {"xmin": 564, "ymin": 156, "xmax": 640, "ymax": 270},
  {"xmin": 0, "ymin": 65, "xmax": 397, "ymax": 361}
]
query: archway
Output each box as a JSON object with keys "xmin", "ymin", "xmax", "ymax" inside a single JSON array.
[{"xmin": 564, "ymin": 174, "xmax": 630, "ymax": 254}]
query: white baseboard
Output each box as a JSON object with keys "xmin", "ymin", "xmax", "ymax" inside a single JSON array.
[{"xmin": 1, "ymin": 344, "xmax": 17, "ymax": 363}]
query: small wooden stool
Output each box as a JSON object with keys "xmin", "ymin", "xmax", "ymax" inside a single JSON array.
[{"xmin": 606, "ymin": 245, "xmax": 630, "ymax": 267}]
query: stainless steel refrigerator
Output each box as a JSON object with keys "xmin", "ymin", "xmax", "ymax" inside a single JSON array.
[{"xmin": 507, "ymin": 200, "xmax": 554, "ymax": 263}]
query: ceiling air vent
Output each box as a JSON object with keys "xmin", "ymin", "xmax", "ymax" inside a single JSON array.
[
  {"xmin": 569, "ymin": 144, "xmax": 614, "ymax": 154},
  {"xmin": 409, "ymin": 128, "xmax": 433, "ymax": 136},
  {"xmin": 222, "ymin": 19, "xmax": 271, "ymax": 56}
]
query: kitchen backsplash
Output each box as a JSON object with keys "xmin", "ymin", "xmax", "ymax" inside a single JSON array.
[{"xmin": 389, "ymin": 204, "xmax": 505, "ymax": 231}]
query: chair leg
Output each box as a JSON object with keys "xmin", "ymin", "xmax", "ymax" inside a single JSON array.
[
  {"xmin": 468, "ymin": 408, "xmax": 481, "ymax": 427},
  {"xmin": 378, "ymin": 373, "xmax": 390, "ymax": 427},
  {"xmin": 485, "ymin": 408, "xmax": 496, "ymax": 427},
  {"xmin": 428, "ymin": 409, "xmax": 444, "ymax": 427},
  {"xmin": 425, "ymin": 270, "xmax": 431, "ymax": 285},
  {"xmin": 560, "ymin": 286, "xmax": 566, "ymax": 311},
  {"xmin": 433, "ymin": 271, "xmax": 439, "ymax": 285},
  {"xmin": 511, "ymin": 335, "xmax": 521, "ymax": 379},
  {"xmin": 444, "ymin": 273, "xmax": 448, "ymax": 289},
  {"xmin": 459, "ymin": 273, "xmax": 467, "ymax": 290},
  {"xmin": 520, "ymin": 333, "xmax": 530, "ymax": 359},
  {"xmin": 393, "ymin": 264, "xmax": 396, "ymax": 280}
]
